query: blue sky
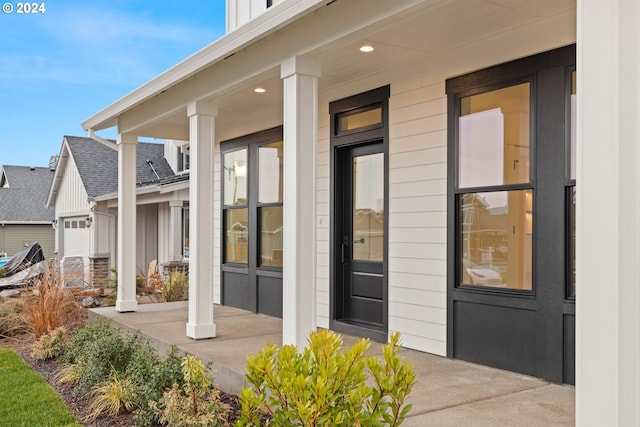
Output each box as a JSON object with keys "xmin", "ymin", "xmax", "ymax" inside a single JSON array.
[{"xmin": 0, "ymin": 0, "xmax": 225, "ymax": 167}]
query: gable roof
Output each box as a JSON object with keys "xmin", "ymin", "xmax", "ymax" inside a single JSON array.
[
  {"xmin": 47, "ymin": 136, "xmax": 175, "ymax": 206},
  {"xmin": 0, "ymin": 165, "xmax": 55, "ymax": 222}
]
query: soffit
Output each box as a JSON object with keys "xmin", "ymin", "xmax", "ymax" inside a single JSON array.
[{"xmin": 133, "ymin": 0, "xmax": 576, "ymax": 141}]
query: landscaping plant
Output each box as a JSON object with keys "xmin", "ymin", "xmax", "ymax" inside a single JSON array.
[
  {"xmin": 237, "ymin": 330, "xmax": 416, "ymax": 427},
  {"xmin": 0, "ymin": 297, "xmax": 29, "ymax": 338},
  {"xmin": 22, "ymin": 266, "xmax": 83, "ymax": 338},
  {"xmin": 162, "ymin": 270, "xmax": 189, "ymax": 302},
  {"xmin": 150, "ymin": 354, "xmax": 231, "ymax": 427},
  {"xmin": 31, "ymin": 326, "xmax": 68, "ymax": 360},
  {"xmin": 60, "ymin": 319, "xmax": 185, "ymax": 425}
]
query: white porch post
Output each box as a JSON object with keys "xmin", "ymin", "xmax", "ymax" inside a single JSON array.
[
  {"xmin": 186, "ymin": 101, "xmax": 217, "ymax": 339},
  {"xmin": 168, "ymin": 200, "xmax": 184, "ymax": 261},
  {"xmin": 280, "ymin": 56, "xmax": 320, "ymax": 347},
  {"xmin": 576, "ymin": 0, "xmax": 640, "ymax": 425},
  {"xmin": 116, "ymin": 133, "xmax": 138, "ymax": 312}
]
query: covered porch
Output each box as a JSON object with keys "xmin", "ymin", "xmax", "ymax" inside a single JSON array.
[{"xmin": 89, "ymin": 302, "xmax": 574, "ymax": 426}]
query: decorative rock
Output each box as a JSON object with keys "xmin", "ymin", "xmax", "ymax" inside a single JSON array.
[
  {"xmin": 0, "ymin": 289, "xmax": 21, "ymax": 298},
  {"xmin": 81, "ymin": 296, "xmax": 101, "ymax": 308}
]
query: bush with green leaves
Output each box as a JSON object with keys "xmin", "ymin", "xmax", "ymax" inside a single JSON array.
[
  {"xmin": 238, "ymin": 330, "xmax": 416, "ymax": 427},
  {"xmin": 162, "ymin": 270, "xmax": 189, "ymax": 302},
  {"xmin": 31, "ymin": 326, "xmax": 67, "ymax": 360},
  {"xmin": 61, "ymin": 319, "xmax": 184, "ymax": 425},
  {"xmin": 150, "ymin": 354, "xmax": 230, "ymax": 427}
]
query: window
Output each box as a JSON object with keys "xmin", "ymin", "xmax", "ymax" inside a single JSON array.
[
  {"xmin": 456, "ymin": 82, "xmax": 533, "ymax": 290},
  {"xmin": 182, "ymin": 206, "xmax": 190, "ymax": 259},
  {"xmin": 177, "ymin": 144, "xmax": 190, "ymax": 172},
  {"xmin": 567, "ymin": 70, "xmax": 577, "ymax": 298},
  {"xmin": 221, "ymin": 127, "xmax": 283, "ymax": 268},
  {"xmin": 223, "ymin": 148, "xmax": 249, "ymax": 264}
]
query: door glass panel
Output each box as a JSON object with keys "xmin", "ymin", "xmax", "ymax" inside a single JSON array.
[
  {"xmin": 337, "ymin": 106, "xmax": 382, "ymax": 133},
  {"xmin": 260, "ymin": 206, "xmax": 283, "ymax": 267},
  {"xmin": 459, "ymin": 83, "xmax": 530, "ymax": 188},
  {"xmin": 225, "ymin": 209, "xmax": 248, "ymax": 263},
  {"xmin": 353, "ymin": 153, "xmax": 384, "ymax": 262},
  {"xmin": 460, "ymin": 190, "xmax": 532, "ymax": 290},
  {"xmin": 258, "ymin": 141, "xmax": 283, "ymax": 203},
  {"xmin": 223, "ymin": 149, "xmax": 248, "ymax": 206}
]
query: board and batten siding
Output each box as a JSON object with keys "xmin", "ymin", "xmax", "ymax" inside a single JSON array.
[
  {"xmin": 55, "ymin": 154, "xmax": 90, "ymax": 216},
  {"xmin": 388, "ymin": 79, "xmax": 448, "ymax": 356}
]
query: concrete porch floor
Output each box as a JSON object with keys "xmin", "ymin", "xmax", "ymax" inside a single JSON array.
[{"xmin": 89, "ymin": 301, "xmax": 575, "ymax": 426}]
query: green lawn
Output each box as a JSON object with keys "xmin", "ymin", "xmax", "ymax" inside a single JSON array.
[{"xmin": 0, "ymin": 349, "xmax": 80, "ymax": 426}]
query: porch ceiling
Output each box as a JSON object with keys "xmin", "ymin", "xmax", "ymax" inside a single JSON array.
[{"xmin": 123, "ymin": 0, "xmax": 576, "ymax": 141}]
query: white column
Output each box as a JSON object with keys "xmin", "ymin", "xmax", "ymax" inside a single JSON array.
[
  {"xmin": 116, "ymin": 133, "xmax": 138, "ymax": 312},
  {"xmin": 280, "ymin": 56, "xmax": 320, "ymax": 347},
  {"xmin": 186, "ymin": 100, "xmax": 217, "ymax": 339},
  {"xmin": 576, "ymin": 0, "xmax": 640, "ymax": 425},
  {"xmin": 168, "ymin": 200, "xmax": 184, "ymax": 261}
]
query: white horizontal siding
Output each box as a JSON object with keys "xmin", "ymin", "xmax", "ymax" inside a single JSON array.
[
  {"xmin": 388, "ymin": 78, "xmax": 448, "ymax": 356},
  {"xmin": 316, "ymin": 112, "xmax": 330, "ymax": 329}
]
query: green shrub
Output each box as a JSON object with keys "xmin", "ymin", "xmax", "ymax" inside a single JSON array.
[
  {"xmin": 0, "ymin": 267, "xmax": 5, "ymax": 279},
  {"xmin": 150, "ymin": 354, "xmax": 230, "ymax": 427},
  {"xmin": 62, "ymin": 319, "xmax": 185, "ymax": 425},
  {"xmin": 0, "ymin": 298, "xmax": 29, "ymax": 338},
  {"xmin": 237, "ymin": 330, "xmax": 416, "ymax": 427},
  {"xmin": 129, "ymin": 345, "xmax": 184, "ymax": 426},
  {"xmin": 63, "ymin": 319, "xmax": 146, "ymax": 394},
  {"xmin": 31, "ymin": 326, "xmax": 67, "ymax": 360},
  {"xmin": 162, "ymin": 270, "xmax": 189, "ymax": 302}
]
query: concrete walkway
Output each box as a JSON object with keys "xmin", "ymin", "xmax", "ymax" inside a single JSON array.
[{"xmin": 89, "ymin": 301, "xmax": 574, "ymax": 426}]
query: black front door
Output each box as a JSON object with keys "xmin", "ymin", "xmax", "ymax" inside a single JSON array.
[{"xmin": 338, "ymin": 143, "xmax": 385, "ymax": 326}]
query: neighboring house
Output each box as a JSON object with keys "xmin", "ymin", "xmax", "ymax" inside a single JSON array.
[
  {"xmin": 0, "ymin": 165, "xmax": 55, "ymax": 259},
  {"xmin": 46, "ymin": 135, "xmax": 188, "ymax": 287},
  {"xmin": 79, "ymin": 0, "xmax": 639, "ymax": 423}
]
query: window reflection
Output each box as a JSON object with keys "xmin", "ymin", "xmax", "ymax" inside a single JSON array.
[
  {"xmin": 337, "ymin": 106, "xmax": 382, "ymax": 133},
  {"xmin": 460, "ymin": 190, "xmax": 532, "ymax": 290},
  {"xmin": 225, "ymin": 209, "xmax": 248, "ymax": 264},
  {"xmin": 223, "ymin": 149, "xmax": 248, "ymax": 206},
  {"xmin": 353, "ymin": 153, "xmax": 384, "ymax": 262},
  {"xmin": 260, "ymin": 206, "xmax": 283, "ymax": 267},
  {"xmin": 459, "ymin": 83, "xmax": 530, "ymax": 188},
  {"xmin": 258, "ymin": 141, "xmax": 283, "ymax": 203}
]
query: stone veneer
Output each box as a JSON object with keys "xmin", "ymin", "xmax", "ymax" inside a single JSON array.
[{"xmin": 89, "ymin": 256, "xmax": 110, "ymax": 287}]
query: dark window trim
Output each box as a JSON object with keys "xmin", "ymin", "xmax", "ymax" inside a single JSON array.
[
  {"xmin": 445, "ymin": 45, "xmax": 576, "ymax": 383},
  {"xmin": 329, "ymin": 85, "xmax": 390, "ymax": 342},
  {"xmin": 220, "ymin": 126, "xmax": 284, "ymax": 274}
]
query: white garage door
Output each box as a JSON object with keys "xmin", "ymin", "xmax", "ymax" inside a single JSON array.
[{"xmin": 63, "ymin": 217, "xmax": 91, "ymax": 286}]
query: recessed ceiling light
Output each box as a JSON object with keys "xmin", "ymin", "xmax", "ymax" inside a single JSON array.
[
  {"xmin": 359, "ymin": 45, "xmax": 374, "ymax": 53},
  {"xmin": 254, "ymin": 87, "xmax": 266, "ymax": 93}
]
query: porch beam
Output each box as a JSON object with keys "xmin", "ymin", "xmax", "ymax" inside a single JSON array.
[
  {"xmin": 186, "ymin": 100, "xmax": 217, "ymax": 339},
  {"xmin": 115, "ymin": 133, "xmax": 138, "ymax": 312},
  {"xmin": 280, "ymin": 56, "xmax": 320, "ymax": 347},
  {"xmin": 576, "ymin": 0, "xmax": 640, "ymax": 425}
]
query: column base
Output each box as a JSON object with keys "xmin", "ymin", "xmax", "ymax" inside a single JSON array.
[
  {"xmin": 116, "ymin": 299, "xmax": 138, "ymax": 312},
  {"xmin": 186, "ymin": 322, "xmax": 216, "ymax": 340}
]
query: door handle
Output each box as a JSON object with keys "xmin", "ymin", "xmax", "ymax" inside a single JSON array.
[
  {"xmin": 354, "ymin": 238, "xmax": 364, "ymax": 244},
  {"xmin": 341, "ymin": 243, "xmax": 345, "ymax": 263}
]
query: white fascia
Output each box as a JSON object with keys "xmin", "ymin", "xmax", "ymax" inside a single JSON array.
[{"xmin": 81, "ymin": 0, "xmax": 325, "ymax": 132}]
